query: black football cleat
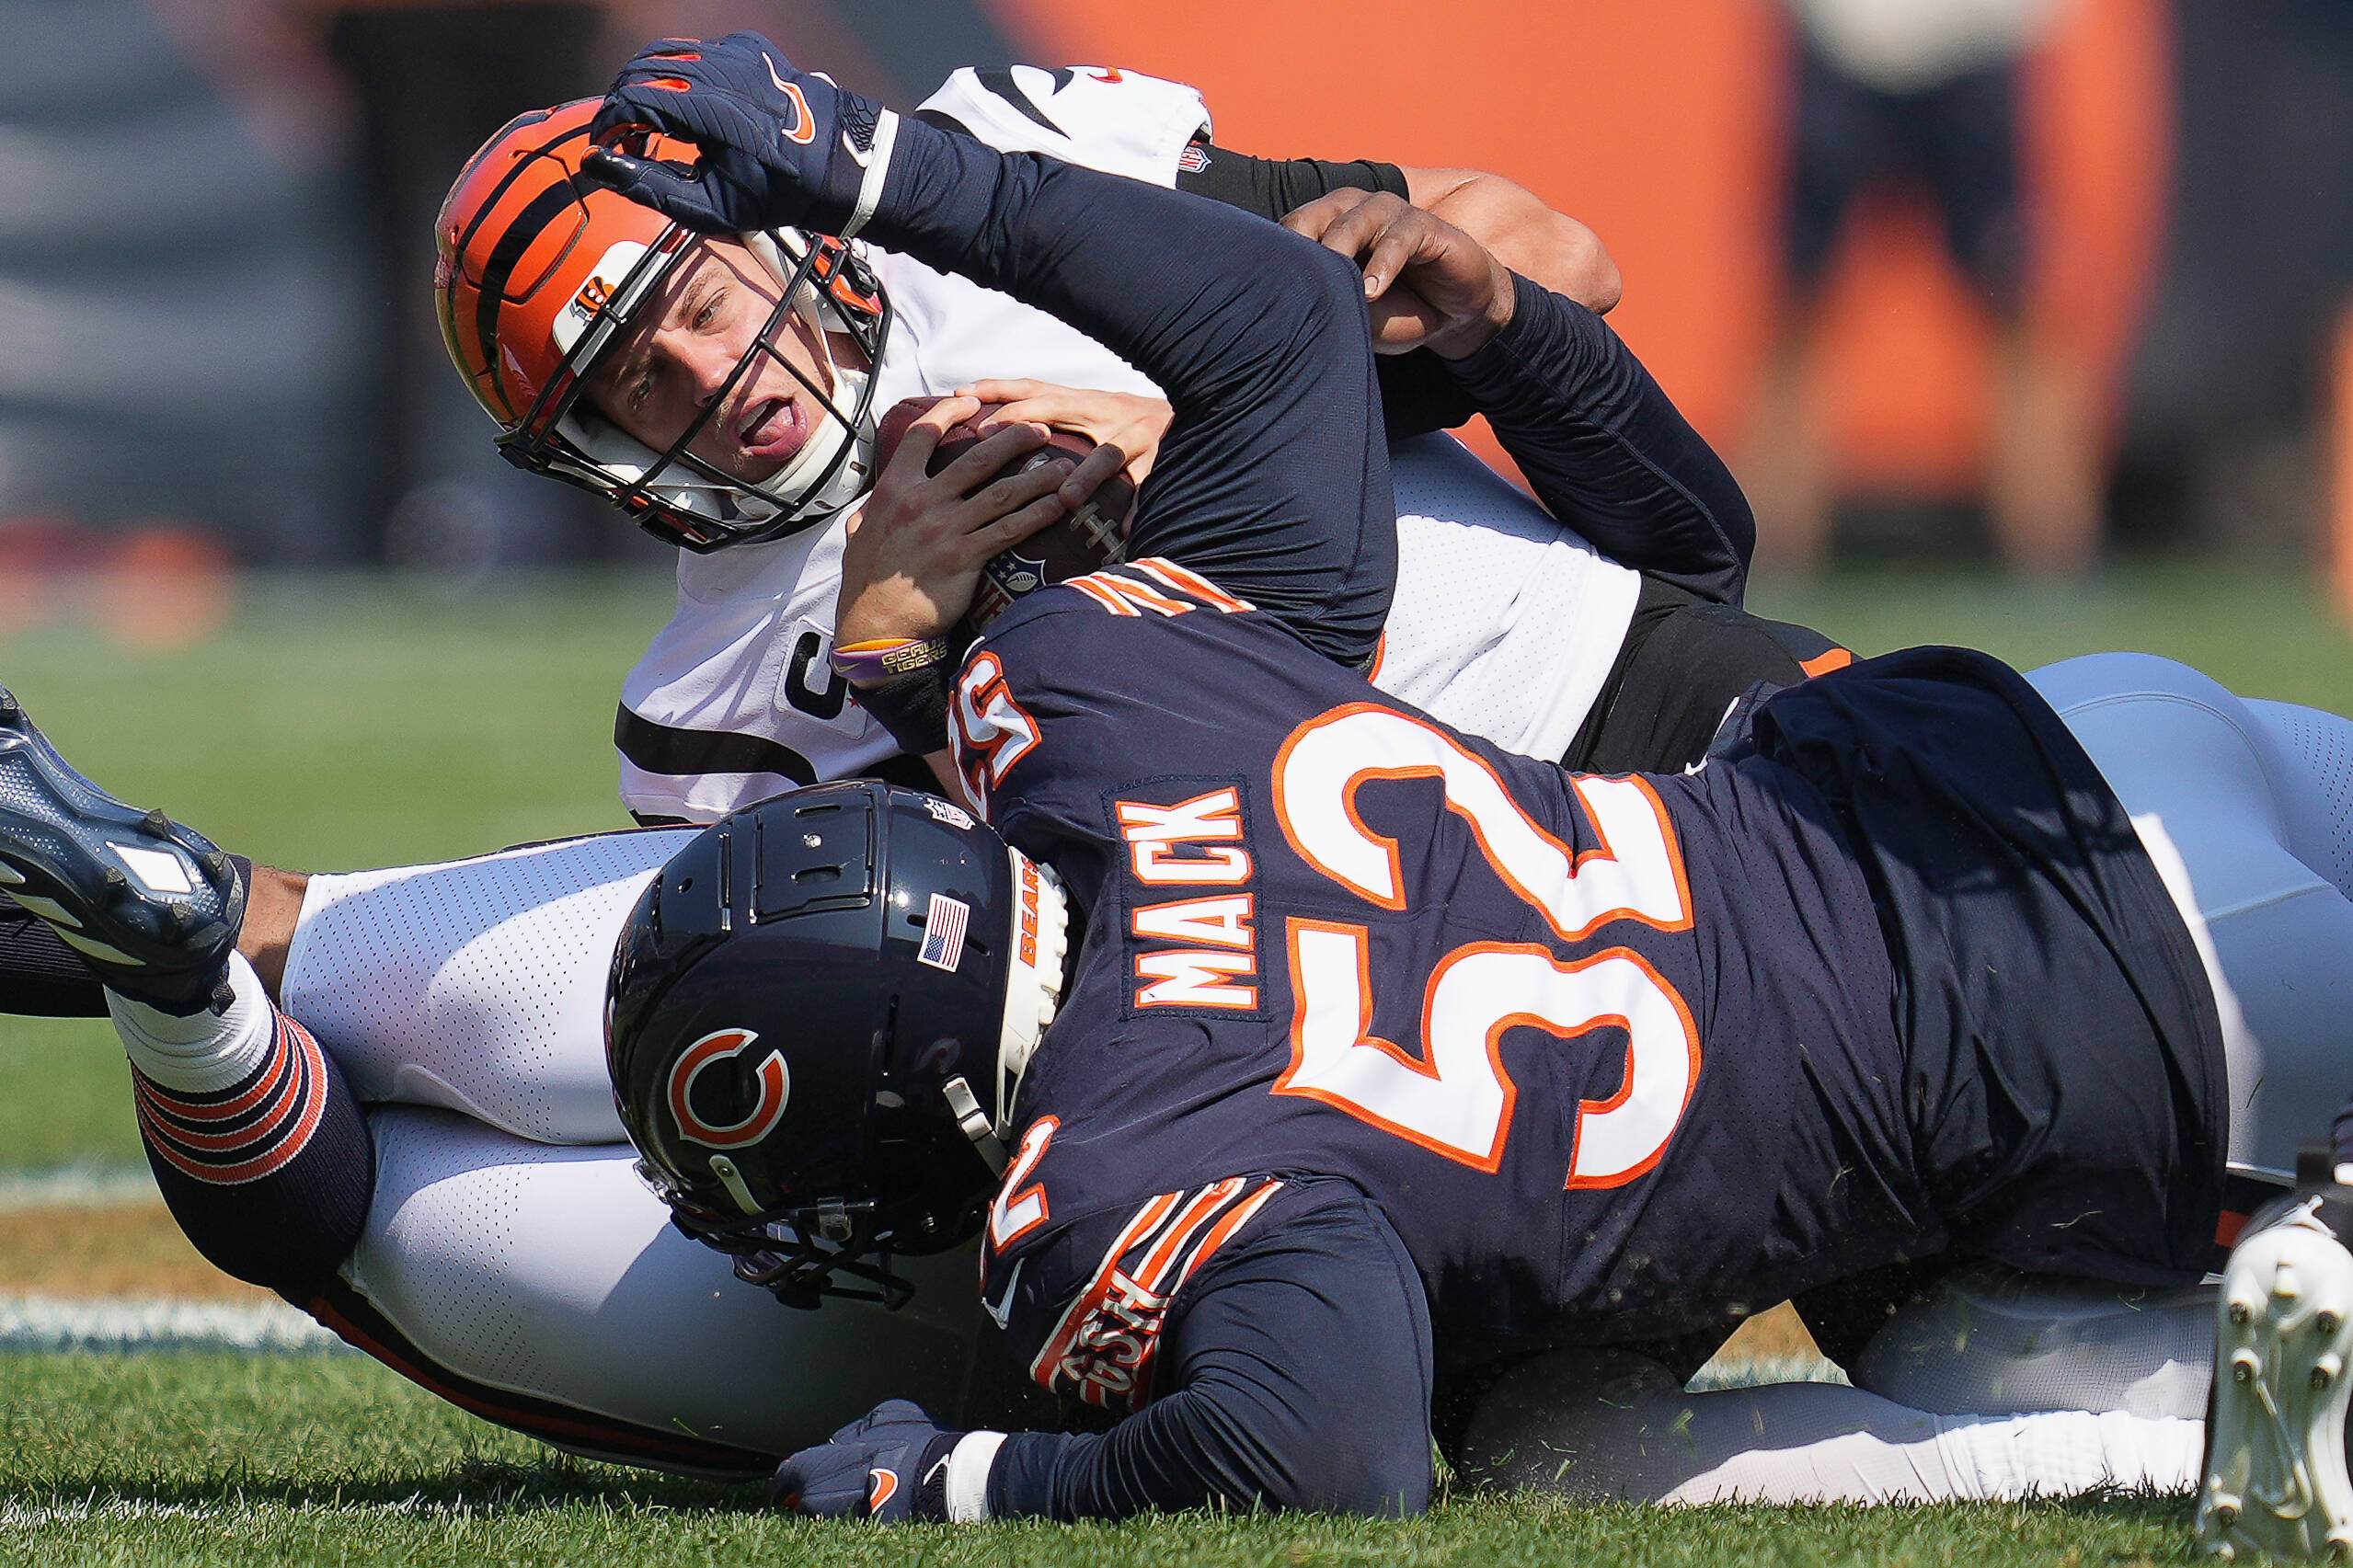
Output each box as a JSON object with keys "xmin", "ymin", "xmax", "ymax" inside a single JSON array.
[
  {"xmin": 0, "ymin": 685, "xmax": 244, "ymax": 1013},
  {"xmin": 2198, "ymin": 1143, "xmax": 2353, "ymax": 1560}
]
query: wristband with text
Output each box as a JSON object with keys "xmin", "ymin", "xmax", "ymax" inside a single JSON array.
[{"xmin": 830, "ymin": 636, "xmax": 954, "ymax": 683}]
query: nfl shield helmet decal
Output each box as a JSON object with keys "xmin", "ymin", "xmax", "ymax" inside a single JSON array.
[{"xmin": 667, "ymin": 1027, "xmax": 793, "ymax": 1149}]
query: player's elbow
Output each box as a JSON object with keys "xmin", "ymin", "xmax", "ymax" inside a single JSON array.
[
  {"xmin": 1487, "ymin": 208, "xmax": 1620, "ymax": 315},
  {"xmin": 1284, "ymin": 1424, "xmax": 1434, "ymax": 1516},
  {"xmin": 1187, "ymin": 1373, "xmax": 1435, "ymax": 1517},
  {"xmin": 1412, "ymin": 168, "xmax": 1623, "ymax": 315},
  {"xmin": 1557, "ymin": 216, "xmax": 1624, "ymax": 315},
  {"xmin": 1290, "ymin": 233, "xmax": 1381, "ymax": 352},
  {"xmin": 1261, "ymin": 1458, "xmax": 1432, "ymax": 1517}
]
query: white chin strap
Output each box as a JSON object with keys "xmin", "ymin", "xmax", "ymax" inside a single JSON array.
[{"xmin": 942, "ymin": 848, "xmax": 1071, "ymax": 1179}]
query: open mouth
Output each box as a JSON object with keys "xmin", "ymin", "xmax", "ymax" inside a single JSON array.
[{"xmin": 737, "ymin": 395, "xmax": 809, "ymax": 468}]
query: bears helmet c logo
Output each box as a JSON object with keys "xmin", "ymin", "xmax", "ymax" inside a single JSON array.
[{"xmin": 666, "ymin": 1027, "xmax": 791, "ymax": 1149}]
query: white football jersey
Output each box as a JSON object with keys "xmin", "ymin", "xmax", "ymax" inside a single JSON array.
[
  {"xmin": 618, "ymin": 66, "xmax": 1637, "ymax": 822},
  {"xmin": 1377, "ymin": 434, "xmax": 1638, "ymax": 761}
]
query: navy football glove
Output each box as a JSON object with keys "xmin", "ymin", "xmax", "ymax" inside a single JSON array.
[
  {"xmin": 583, "ymin": 32, "xmax": 899, "ymax": 239},
  {"xmin": 773, "ymin": 1399, "xmax": 962, "ymax": 1523}
]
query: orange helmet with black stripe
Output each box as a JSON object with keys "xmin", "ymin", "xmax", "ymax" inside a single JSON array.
[{"xmin": 434, "ymin": 99, "xmax": 891, "ymax": 551}]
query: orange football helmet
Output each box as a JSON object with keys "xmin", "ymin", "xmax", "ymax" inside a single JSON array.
[{"xmin": 434, "ymin": 99, "xmax": 891, "ymax": 550}]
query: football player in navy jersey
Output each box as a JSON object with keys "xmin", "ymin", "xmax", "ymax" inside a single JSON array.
[
  {"xmin": 14, "ymin": 28, "xmax": 2353, "ymax": 1523},
  {"xmin": 566, "ymin": 32, "xmax": 2267, "ymax": 1521},
  {"xmin": 0, "ymin": 56, "xmax": 1838, "ymax": 1460},
  {"xmin": 0, "ymin": 51, "xmax": 1887, "ymax": 1486},
  {"xmin": 0, "ymin": 51, "xmax": 1841, "ymax": 1476}
]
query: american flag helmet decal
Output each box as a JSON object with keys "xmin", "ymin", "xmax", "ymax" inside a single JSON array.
[{"xmin": 919, "ymin": 893, "xmax": 971, "ymax": 971}]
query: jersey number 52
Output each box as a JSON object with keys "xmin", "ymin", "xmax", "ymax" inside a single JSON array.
[{"xmin": 1269, "ymin": 704, "xmax": 1701, "ymax": 1190}]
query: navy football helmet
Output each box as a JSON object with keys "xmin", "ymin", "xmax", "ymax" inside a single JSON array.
[{"xmin": 607, "ymin": 782, "xmax": 1068, "ymax": 1309}]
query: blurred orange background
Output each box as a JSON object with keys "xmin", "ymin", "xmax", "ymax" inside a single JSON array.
[{"xmin": 995, "ymin": 0, "xmax": 2167, "ymax": 498}]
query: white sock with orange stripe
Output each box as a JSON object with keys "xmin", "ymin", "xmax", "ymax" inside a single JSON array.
[
  {"xmin": 106, "ymin": 953, "xmax": 276, "ymax": 1094},
  {"xmin": 108, "ymin": 950, "xmax": 363, "ymax": 1289}
]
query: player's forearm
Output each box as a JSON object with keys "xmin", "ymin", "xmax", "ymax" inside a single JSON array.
[
  {"xmin": 1448, "ymin": 280, "xmax": 1756, "ymax": 604},
  {"xmin": 1182, "ymin": 152, "xmax": 1622, "ymax": 318},
  {"xmin": 1401, "ymin": 166, "xmax": 1622, "ymax": 315},
  {"xmin": 866, "ymin": 124, "xmax": 1395, "ymax": 666},
  {"xmin": 978, "ymin": 1182, "xmax": 1436, "ymax": 1520},
  {"xmin": 982, "ymin": 1380, "xmax": 1429, "ymax": 1519},
  {"xmin": 868, "ymin": 125, "xmax": 1372, "ymax": 431},
  {"xmin": 920, "ymin": 750, "xmax": 979, "ymax": 813}
]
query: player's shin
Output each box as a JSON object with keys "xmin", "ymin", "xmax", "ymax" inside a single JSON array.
[{"xmin": 119, "ymin": 953, "xmax": 373, "ymax": 1298}]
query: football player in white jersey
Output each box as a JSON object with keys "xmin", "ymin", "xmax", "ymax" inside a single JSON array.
[
  {"xmin": 6, "ymin": 52, "xmax": 2257, "ymax": 1508},
  {"xmin": 0, "ymin": 62, "xmax": 1821, "ymax": 1471},
  {"xmin": 12, "ymin": 129, "xmax": 2353, "ymax": 1518},
  {"xmin": 451, "ymin": 64, "xmax": 1838, "ymax": 822}
]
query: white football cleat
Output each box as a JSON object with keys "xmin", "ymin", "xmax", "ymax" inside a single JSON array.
[{"xmin": 2199, "ymin": 1146, "xmax": 2353, "ymax": 1560}]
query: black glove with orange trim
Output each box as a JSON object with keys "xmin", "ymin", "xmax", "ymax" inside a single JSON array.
[
  {"xmin": 772, "ymin": 1400, "xmax": 961, "ymax": 1522},
  {"xmin": 583, "ymin": 31, "xmax": 899, "ymax": 239}
]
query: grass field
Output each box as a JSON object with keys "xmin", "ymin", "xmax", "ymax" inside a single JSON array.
[
  {"xmin": 2, "ymin": 1352, "xmax": 2192, "ymax": 1565},
  {"xmin": 2, "ymin": 561, "xmax": 2338, "ymax": 1562}
]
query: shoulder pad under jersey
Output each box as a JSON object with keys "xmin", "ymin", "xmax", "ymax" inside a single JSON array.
[{"xmin": 915, "ymin": 64, "xmax": 1211, "ymax": 188}]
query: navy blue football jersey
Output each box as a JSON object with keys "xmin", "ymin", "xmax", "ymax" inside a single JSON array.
[
  {"xmin": 952, "ymin": 559, "xmax": 1936, "ymax": 1402},
  {"xmin": 940, "ymin": 568, "xmax": 2226, "ymax": 1516}
]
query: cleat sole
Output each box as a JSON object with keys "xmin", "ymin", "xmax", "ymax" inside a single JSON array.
[
  {"xmin": 2200, "ymin": 1202, "xmax": 2353, "ymax": 1558},
  {"xmin": 0, "ymin": 687, "xmax": 242, "ymax": 1007}
]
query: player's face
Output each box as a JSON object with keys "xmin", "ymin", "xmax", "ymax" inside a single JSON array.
[{"xmin": 580, "ymin": 238, "xmax": 866, "ymax": 486}]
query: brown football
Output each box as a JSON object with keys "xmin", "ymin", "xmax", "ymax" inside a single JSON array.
[{"xmin": 874, "ymin": 399, "xmax": 1138, "ymax": 632}]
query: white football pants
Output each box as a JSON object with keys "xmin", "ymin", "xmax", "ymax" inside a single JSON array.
[{"xmin": 279, "ymin": 829, "xmax": 987, "ymax": 1452}]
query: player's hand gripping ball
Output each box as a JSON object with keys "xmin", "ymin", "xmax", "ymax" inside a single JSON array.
[{"xmin": 874, "ymin": 400, "xmax": 1138, "ymax": 633}]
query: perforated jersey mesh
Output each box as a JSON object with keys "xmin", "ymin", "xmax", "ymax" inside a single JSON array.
[
  {"xmin": 2249, "ymin": 699, "xmax": 2353, "ymax": 903},
  {"xmin": 362, "ymin": 1110, "xmax": 551, "ymax": 1390},
  {"xmin": 1854, "ymin": 1267, "xmax": 2212, "ymax": 1419},
  {"xmin": 283, "ymin": 830, "xmax": 691, "ymax": 1144},
  {"xmin": 1375, "ymin": 436, "xmax": 1640, "ymax": 760}
]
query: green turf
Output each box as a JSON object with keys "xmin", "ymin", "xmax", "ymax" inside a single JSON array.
[
  {"xmin": 0, "ymin": 1024, "xmax": 137, "ymax": 1170},
  {"xmin": 1751, "ymin": 560, "xmax": 2353, "ymax": 709},
  {"xmin": 0, "ymin": 571, "xmax": 675, "ymax": 872},
  {"xmin": 0, "ymin": 1351, "xmax": 2193, "ymax": 1566}
]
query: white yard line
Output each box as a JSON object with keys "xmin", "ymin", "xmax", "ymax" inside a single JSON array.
[
  {"xmin": 0, "ymin": 1163, "xmax": 159, "ymax": 1212},
  {"xmin": 0, "ymin": 1293, "xmax": 346, "ymax": 1353}
]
